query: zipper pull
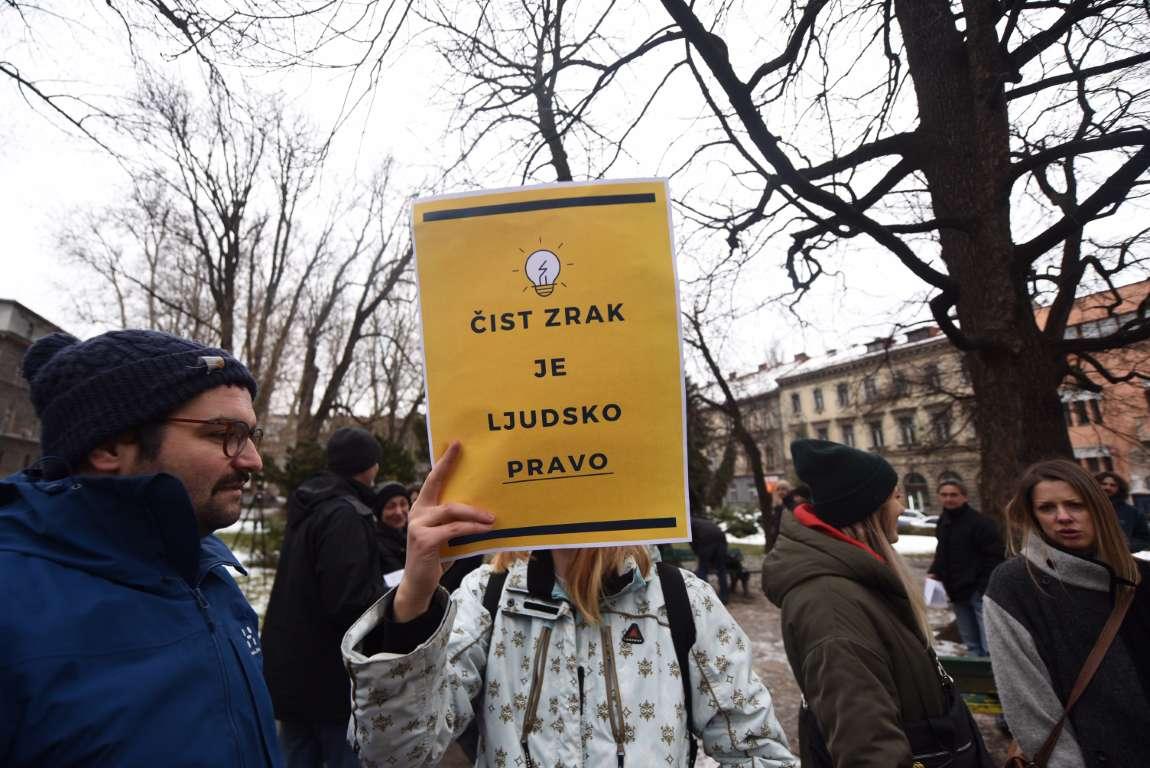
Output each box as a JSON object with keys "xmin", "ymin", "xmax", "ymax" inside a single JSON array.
[{"xmin": 192, "ymin": 588, "xmax": 216, "ymax": 631}]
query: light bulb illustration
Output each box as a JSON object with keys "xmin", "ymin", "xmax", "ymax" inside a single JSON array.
[{"xmin": 524, "ymin": 249, "xmax": 561, "ymax": 297}]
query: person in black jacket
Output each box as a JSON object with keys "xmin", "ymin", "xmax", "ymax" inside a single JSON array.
[
  {"xmin": 1096, "ymin": 471, "xmax": 1150, "ymax": 552},
  {"xmin": 690, "ymin": 512, "xmax": 730, "ymax": 603},
  {"xmin": 372, "ymin": 481, "xmax": 410, "ymax": 576},
  {"xmin": 928, "ymin": 480, "xmax": 1004, "ymax": 657},
  {"xmin": 262, "ymin": 427, "xmax": 384, "ymax": 768}
]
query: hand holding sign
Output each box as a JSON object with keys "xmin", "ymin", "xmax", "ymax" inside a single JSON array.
[{"xmin": 393, "ymin": 442, "xmax": 495, "ymax": 622}]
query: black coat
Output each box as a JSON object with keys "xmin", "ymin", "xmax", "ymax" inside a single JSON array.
[
  {"xmin": 1110, "ymin": 497, "xmax": 1150, "ymax": 552},
  {"xmin": 261, "ymin": 472, "xmax": 385, "ymax": 723},
  {"xmin": 374, "ymin": 521, "xmax": 407, "ymax": 575},
  {"xmin": 689, "ymin": 515, "xmax": 728, "ymax": 563},
  {"xmin": 929, "ymin": 504, "xmax": 1004, "ymax": 602}
]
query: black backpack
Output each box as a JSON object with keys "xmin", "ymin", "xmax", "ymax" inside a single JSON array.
[{"xmin": 459, "ymin": 560, "xmax": 698, "ymax": 766}]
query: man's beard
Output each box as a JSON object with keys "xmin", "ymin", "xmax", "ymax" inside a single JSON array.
[{"xmin": 197, "ymin": 472, "xmax": 251, "ymax": 534}]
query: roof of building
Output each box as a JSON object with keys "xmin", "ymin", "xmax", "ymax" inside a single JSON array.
[{"xmin": 0, "ymin": 298, "xmax": 64, "ymax": 341}]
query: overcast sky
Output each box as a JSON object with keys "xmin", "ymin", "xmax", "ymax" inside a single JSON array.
[{"xmin": 0, "ymin": 4, "xmax": 940, "ymax": 378}]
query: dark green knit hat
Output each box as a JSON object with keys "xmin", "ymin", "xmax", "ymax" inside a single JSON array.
[{"xmin": 790, "ymin": 439, "xmax": 898, "ymax": 527}]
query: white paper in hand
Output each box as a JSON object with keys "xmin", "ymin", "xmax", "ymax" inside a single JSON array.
[
  {"xmin": 383, "ymin": 569, "xmax": 404, "ymax": 588},
  {"xmin": 923, "ymin": 577, "xmax": 949, "ymax": 607}
]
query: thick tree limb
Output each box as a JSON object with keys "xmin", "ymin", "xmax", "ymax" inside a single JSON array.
[{"xmin": 1015, "ymin": 143, "xmax": 1150, "ymax": 264}]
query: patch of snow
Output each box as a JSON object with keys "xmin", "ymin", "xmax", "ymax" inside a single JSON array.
[{"xmin": 893, "ymin": 535, "xmax": 937, "ymax": 557}]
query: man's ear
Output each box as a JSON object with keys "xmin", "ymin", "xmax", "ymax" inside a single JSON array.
[{"xmin": 85, "ymin": 438, "xmax": 139, "ymax": 475}]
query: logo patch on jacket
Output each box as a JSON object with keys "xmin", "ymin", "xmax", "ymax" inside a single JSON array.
[{"xmin": 622, "ymin": 622, "xmax": 644, "ymax": 644}]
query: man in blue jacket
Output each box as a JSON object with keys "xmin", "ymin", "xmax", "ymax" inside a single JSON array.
[{"xmin": 0, "ymin": 329, "xmax": 283, "ymax": 767}]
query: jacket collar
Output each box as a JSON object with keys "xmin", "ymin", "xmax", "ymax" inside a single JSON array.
[
  {"xmin": 794, "ymin": 504, "xmax": 884, "ymax": 562},
  {"xmin": 1022, "ymin": 533, "xmax": 1115, "ymax": 592},
  {"xmin": 522, "ymin": 550, "xmax": 648, "ymax": 603},
  {"xmin": 0, "ymin": 472, "xmax": 243, "ymax": 588}
]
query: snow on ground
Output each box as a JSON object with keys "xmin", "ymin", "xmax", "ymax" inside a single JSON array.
[
  {"xmin": 218, "ymin": 518, "xmax": 275, "ymax": 535},
  {"xmin": 730, "ymin": 532, "xmax": 937, "ymax": 557}
]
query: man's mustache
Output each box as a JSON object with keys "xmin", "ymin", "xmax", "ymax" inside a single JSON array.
[{"xmin": 212, "ymin": 473, "xmax": 251, "ymax": 493}]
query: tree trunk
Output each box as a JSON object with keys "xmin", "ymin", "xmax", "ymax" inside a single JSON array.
[{"xmin": 895, "ymin": 0, "xmax": 1073, "ymax": 516}]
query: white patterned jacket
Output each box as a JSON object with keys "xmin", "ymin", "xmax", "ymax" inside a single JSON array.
[{"xmin": 341, "ymin": 555, "xmax": 797, "ymax": 768}]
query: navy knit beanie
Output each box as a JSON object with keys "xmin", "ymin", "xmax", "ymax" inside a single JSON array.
[
  {"xmin": 326, "ymin": 427, "xmax": 381, "ymax": 477},
  {"xmin": 790, "ymin": 439, "xmax": 898, "ymax": 528},
  {"xmin": 22, "ymin": 330, "xmax": 257, "ymax": 471},
  {"xmin": 374, "ymin": 481, "xmax": 410, "ymax": 510}
]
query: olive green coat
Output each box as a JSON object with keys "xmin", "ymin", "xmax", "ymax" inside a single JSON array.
[{"xmin": 763, "ymin": 512, "xmax": 947, "ymax": 767}]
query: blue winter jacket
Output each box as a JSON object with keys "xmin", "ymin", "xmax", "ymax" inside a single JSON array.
[{"xmin": 0, "ymin": 472, "xmax": 283, "ymax": 767}]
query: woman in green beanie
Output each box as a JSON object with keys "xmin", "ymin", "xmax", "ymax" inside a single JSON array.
[{"xmin": 763, "ymin": 439, "xmax": 990, "ymax": 767}]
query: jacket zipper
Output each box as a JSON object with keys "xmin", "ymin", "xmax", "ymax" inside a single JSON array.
[
  {"xmin": 521, "ymin": 625, "xmax": 553, "ymax": 767},
  {"xmin": 599, "ymin": 625, "xmax": 626, "ymax": 768},
  {"xmin": 192, "ymin": 585, "xmax": 244, "ymax": 767}
]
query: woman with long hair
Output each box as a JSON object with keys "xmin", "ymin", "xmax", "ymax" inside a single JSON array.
[
  {"xmin": 984, "ymin": 459, "xmax": 1149, "ymax": 766},
  {"xmin": 763, "ymin": 439, "xmax": 989, "ymax": 767},
  {"xmin": 340, "ymin": 442, "xmax": 797, "ymax": 767}
]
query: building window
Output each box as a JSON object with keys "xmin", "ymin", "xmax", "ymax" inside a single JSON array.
[
  {"xmin": 924, "ymin": 364, "xmax": 942, "ymax": 391},
  {"xmin": 816, "ymin": 426, "xmax": 830, "ymax": 441},
  {"xmin": 791, "ymin": 392, "xmax": 802, "ymax": 414},
  {"xmin": 868, "ymin": 421, "xmax": 885, "ymax": 448},
  {"xmin": 836, "ymin": 382, "xmax": 849, "ymax": 407},
  {"xmin": 841, "ymin": 424, "xmax": 856, "ymax": 448},
  {"xmin": 893, "ymin": 371, "xmax": 910, "ymax": 397},
  {"xmin": 794, "ymin": 425, "xmax": 808, "ymax": 440},
  {"xmin": 864, "ymin": 376, "xmax": 878, "ymax": 402},
  {"xmin": 1089, "ymin": 399, "xmax": 1103, "ymax": 424},
  {"xmin": 931, "ymin": 411, "xmax": 952, "ymax": 442},
  {"xmin": 897, "ymin": 415, "xmax": 918, "ymax": 446},
  {"xmin": 1073, "ymin": 400, "xmax": 1089, "ymax": 425},
  {"xmin": 813, "ymin": 388, "xmax": 824, "ymax": 413},
  {"xmin": 765, "ymin": 444, "xmax": 776, "ymax": 469},
  {"xmin": 904, "ymin": 472, "xmax": 930, "ymax": 512}
]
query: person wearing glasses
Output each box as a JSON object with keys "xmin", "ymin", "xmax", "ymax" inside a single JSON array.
[
  {"xmin": 0, "ymin": 330, "xmax": 280, "ymax": 767},
  {"xmin": 261, "ymin": 427, "xmax": 387, "ymax": 768}
]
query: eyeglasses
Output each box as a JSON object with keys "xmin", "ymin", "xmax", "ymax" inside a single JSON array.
[{"xmin": 164, "ymin": 418, "xmax": 264, "ymax": 458}]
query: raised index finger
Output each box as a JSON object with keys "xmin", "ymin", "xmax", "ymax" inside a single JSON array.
[{"xmin": 419, "ymin": 440, "xmax": 461, "ymax": 506}]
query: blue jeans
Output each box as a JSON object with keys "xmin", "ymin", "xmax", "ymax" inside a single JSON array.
[
  {"xmin": 278, "ymin": 719, "xmax": 360, "ymax": 768},
  {"xmin": 953, "ymin": 592, "xmax": 988, "ymax": 657}
]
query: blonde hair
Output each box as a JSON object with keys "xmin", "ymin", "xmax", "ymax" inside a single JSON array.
[
  {"xmin": 842, "ymin": 513, "xmax": 934, "ymax": 645},
  {"xmin": 491, "ymin": 546, "xmax": 652, "ymax": 624},
  {"xmin": 1006, "ymin": 459, "xmax": 1141, "ymax": 590}
]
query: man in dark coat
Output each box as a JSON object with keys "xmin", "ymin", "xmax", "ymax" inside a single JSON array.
[
  {"xmin": 1096, "ymin": 471, "xmax": 1150, "ymax": 552},
  {"xmin": 928, "ymin": 480, "xmax": 1003, "ymax": 656},
  {"xmin": 262, "ymin": 427, "xmax": 385, "ymax": 768},
  {"xmin": 1, "ymin": 330, "xmax": 281, "ymax": 767},
  {"xmin": 690, "ymin": 513, "xmax": 730, "ymax": 603}
]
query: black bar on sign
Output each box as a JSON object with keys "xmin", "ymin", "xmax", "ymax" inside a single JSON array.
[
  {"xmin": 423, "ymin": 192, "xmax": 658, "ymax": 222},
  {"xmin": 448, "ymin": 516, "xmax": 678, "ymax": 546}
]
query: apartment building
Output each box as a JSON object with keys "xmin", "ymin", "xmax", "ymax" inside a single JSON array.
[{"xmin": 0, "ymin": 300, "xmax": 63, "ymax": 476}]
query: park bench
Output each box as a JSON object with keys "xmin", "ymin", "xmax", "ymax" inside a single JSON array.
[{"xmin": 939, "ymin": 655, "xmax": 1001, "ymax": 715}]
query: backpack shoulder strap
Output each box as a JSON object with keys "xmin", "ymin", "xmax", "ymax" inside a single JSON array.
[
  {"xmin": 483, "ymin": 567, "xmax": 508, "ymax": 617},
  {"xmin": 457, "ymin": 567, "xmax": 509, "ymax": 762},
  {"xmin": 657, "ymin": 561, "xmax": 698, "ymax": 767}
]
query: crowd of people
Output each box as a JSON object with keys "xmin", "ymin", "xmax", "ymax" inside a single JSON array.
[{"xmin": 1, "ymin": 327, "xmax": 1148, "ymax": 767}]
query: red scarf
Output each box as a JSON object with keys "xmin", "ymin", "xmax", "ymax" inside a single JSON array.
[{"xmin": 793, "ymin": 503, "xmax": 885, "ymax": 563}]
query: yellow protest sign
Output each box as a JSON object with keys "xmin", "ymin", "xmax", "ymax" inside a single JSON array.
[{"xmin": 413, "ymin": 179, "xmax": 688, "ymax": 558}]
